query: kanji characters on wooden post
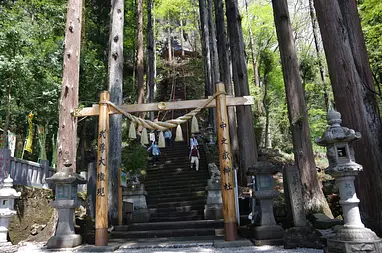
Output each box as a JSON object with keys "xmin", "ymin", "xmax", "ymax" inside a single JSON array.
[
  {"xmin": 96, "ymin": 91, "xmax": 110, "ymax": 246},
  {"xmin": 215, "ymin": 82, "xmax": 237, "ymax": 241}
]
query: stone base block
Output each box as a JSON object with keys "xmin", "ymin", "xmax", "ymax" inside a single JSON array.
[
  {"xmin": 326, "ymin": 228, "xmax": 382, "ymax": 253},
  {"xmin": 326, "ymin": 240, "xmax": 382, "ymax": 253},
  {"xmin": 131, "ymin": 209, "xmax": 150, "ymax": 223},
  {"xmin": 204, "ymin": 205, "xmax": 223, "ymax": 220},
  {"xmin": 284, "ymin": 226, "xmax": 325, "ymax": 249},
  {"xmin": 214, "ymin": 238, "xmax": 253, "ymax": 248},
  {"xmin": 47, "ymin": 234, "xmax": 82, "ymax": 249},
  {"xmin": 252, "ymin": 225, "xmax": 284, "ymax": 240},
  {"xmin": 251, "ymin": 238, "xmax": 284, "ymax": 246}
]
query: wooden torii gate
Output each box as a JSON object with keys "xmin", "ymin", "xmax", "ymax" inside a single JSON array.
[{"xmin": 73, "ymin": 82, "xmax": 254, "ymax": 246}]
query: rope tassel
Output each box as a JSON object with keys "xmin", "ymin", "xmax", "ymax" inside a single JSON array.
[
  {"xmin": 158, "ymin": 131, "xmax": 165, "ymax": 148},
  {"xmin": 128, "ymin": 122, "xmax": 137, "ymax": 139},
  {"xmin": 175, "ymin": 125, "xmax": 184, "ymax": 142},
  {"xmin": 141, "ymin": 128, "xmax": 149, "ymax": 145},
  {"xmin": 191, "ymin": 116, "xmax": 199, "ymax": 134}
]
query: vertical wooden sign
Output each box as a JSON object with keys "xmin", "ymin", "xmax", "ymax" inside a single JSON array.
[
  {"xmin": 96, "ymin": 91, "xmax": 110, "ymax": 246},
  {"xmin": 215, "ymin": 82, "xmax": 237, "ymax": 241}
]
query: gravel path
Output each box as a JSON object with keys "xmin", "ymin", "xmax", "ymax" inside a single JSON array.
[{"xmin": 8, "ymin": 242, "xmax": 323, "ymax": 253}]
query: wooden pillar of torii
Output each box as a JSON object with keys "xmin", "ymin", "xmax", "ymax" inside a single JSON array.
[{"xmin": 73, "ymin": 82, "xmax": 254, "ymax": 245}]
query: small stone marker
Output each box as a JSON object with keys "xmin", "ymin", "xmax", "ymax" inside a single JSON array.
[{"xmin": 284, "ymin": 165, "xmax": 307, "ymax": 227}]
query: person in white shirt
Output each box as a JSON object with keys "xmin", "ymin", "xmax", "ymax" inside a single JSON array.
[
  {"xmin": 149, "ymin": 131, "xmax": 156, "ymax": 144},
  {"xmin": 190, "ymin": 133, "xmax": 198, "ymax": 150}
]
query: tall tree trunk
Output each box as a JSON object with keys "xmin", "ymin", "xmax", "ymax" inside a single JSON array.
[
  {"xmin": 108, "ymin": 0, "xmax": 124, "ymax": 226},
  {"xmin": 136, "ymin": 0, "xmax": 145, "ymax": 104},
  {"xmin": 244, "ymin": 0, "xmax": 259, "ymax": 87},
  {"xmin": 167, "ymin": 12, "xmax": 172, "ymax": 62},
  {"xmin": 214, "ymin": 0, "xmax": 239, "ymax": 168},
  {"xmin": 308, "ymin": 0, "xmax": 329, "ymax": 110},
  {"xmin": 147, "ymin": 0, "xmax": 155, "ymax": 120},
  {"xmin": 180, "ymin": 19, "xmax": 185, "ymax": 58},
  {"xmin": 1, "ymin": 81, "xmax": 12, "ymax": 149},
  {"xmin": 272, "ymin": 0, "xmax": 332, "ymax": 216},
  {"xmin": 57, "ymin": 0, "xmax": 83, "ymax": 171},
  {"xmin": 207, "ymin": 0, "xmax": 218, "ymax": 131},
  {"xmin": 79, "ymin": 121, "xmax": 86, "ymax": 170},
  {"xmin": 199, "ymin": 0, "xmax": 213, "ymax": 127},
  {"xmin": 263, "ymin": 74, "xmax": 270, "ymax": 148},
  {"xmin": 314, "ymin": 0, "xmax": 382, "ymax": 235},
  {"xmin": 226, "ymin": 0, "xmax": 258, "ymax": 186}
]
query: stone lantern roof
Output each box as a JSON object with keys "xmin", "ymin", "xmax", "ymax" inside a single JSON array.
[
  {"xmin": 247, "ymin": 161, "xmax": 281, "ymax": 176},
  {"xmin": 315, "ymin": 107, "xmax": 361, "ymax": 146},
  {"xmin": 0, "ymin": 175, "xmax": 21, "ymax": 199},
  {"xmin": 46, "ymin": 161, "xmax": 86, "ymax": 185}
]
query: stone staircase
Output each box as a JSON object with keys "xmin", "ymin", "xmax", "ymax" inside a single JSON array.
[{"xmin": 110, "ymin": 141, "xmax": 224, "ymax": 239}]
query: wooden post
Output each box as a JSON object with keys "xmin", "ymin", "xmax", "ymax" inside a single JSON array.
[
  {"xmin": 118, "ymin": 167, "xmax": 123, "ymax": 226},
  {"xmin": 95, "ymin": 91, "xmax": 110, "ymax": 246},
  {"xmin": 216, "ymin": 82, "xmax": 237, "ymax": 241}
]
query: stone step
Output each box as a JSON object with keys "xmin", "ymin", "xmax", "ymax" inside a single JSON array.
[
  {"xmin": 114, "ymin": 220, "xmax": 223, "ymax": 232},
  {"xmin": 146, "ymin": 193, "xmax": 206, "ymax": 204},
  {"xmin": 147, "ymin": 199, "xmax": 206, "ymax": 209},
  {"xmin": 145, "ymin": 180, "xmax": 207, "ymax": 190},
  {"xmin": 151, "ymin": 209, "xmax": 203, "ymax": 219},
  {"xmin": 148, "ymin": 204, "xmax": 206, "ymax": 215},
  {"xmin": 147, "ymin": 165, "xmax": 208, "ymax": 172},
  {"xmin": 149, "ymin": 214, "xmax": 206, "ymax": 222},
  {"xmin": 147, "ymin": 189, "xmax": 206, "ymax": 199},
  {"xmin": 109, "ymin": 227, "xmax": 216, "ymax": 239},
  {"xmin": 144, "ymin": 173, "xmax": 208, "ymax": 184}
]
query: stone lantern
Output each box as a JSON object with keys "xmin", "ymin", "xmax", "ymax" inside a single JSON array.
[
  {"xmin": 45, "ymin": 160, "xmax": 86, "ymax": 249},
  {"xmin": 316, "ymin": 108, "xmax": 382, "ymax": 253},
  {"xmin": 0, "ymin": 175, "xmax": 21, "ymax": 245},
  {"xmin": 247, "ymin": 161, "xmax": 284, "ymax": 245},
  {"xmin": 206, "ymin": 125, "xmax": 215, "ymax": 145}
]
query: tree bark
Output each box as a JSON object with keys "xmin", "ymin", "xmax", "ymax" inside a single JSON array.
[
  {"xmin": 57, "ymin": 0, "xmax": 83, "ymax": 171},
  {"xmin": 214, "ymin": 0, "xmax": 239, "ymax": 168},
  {"xmin": 136, "ymin": 0, "xmax": 145, "ymax": 104},
  {"xmin": 314, "ymin": 0, "xmax": 382, "ymax": 235},
  {"xmin": 308, "ymin": 0, "xmax": 329, "ymax": 110},
  {"xmin": 147, "ymin": 0, "xmax": 155, "ymax": 120},
  {"xmin": 207, "ymin": 0, "xmax": 218, "ymax": 131},
  {"xmin": 199, "ymin": 0, "xmax": 213, "ymax": 127},
  {"xmin": 244, "ymin": 0, "xmax": 259, "ymax": 87},
  {"xmin": 226, "ymin": 0, "xmax": 258, "ymax": 186},
  {"xmin": 167, "ymin": 12, "xmax": 172, "ymax": 62},
  {"xmin": 1, "ymin": 80, "xmax": 12, "ymax": 149},
  {"xmin": 180, "ymin": 19, "xmax": 185, "ymax": 58},
  {"xmin": 107, "ymin": 0, "xmax": 124, "ymax": 226},
  {"xmin": 272, "ymin": 0, "xmax": 332, "ymax": 216}
]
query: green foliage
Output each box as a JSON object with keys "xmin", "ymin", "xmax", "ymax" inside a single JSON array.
[
  {"xmin": 360, "ymin": 0, "xmax": 382, "ymax": 98},
  {"xmin": 121, "ymin": 140, "xmax": 148, "ymax": 173},
  {"xmin": 0, "ymin": 0, "xmax": 66, "ymax": 161}
]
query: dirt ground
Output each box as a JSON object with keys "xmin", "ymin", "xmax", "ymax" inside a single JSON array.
[{"xmin": 8, "ymin": 186, "xmax": 56, "ymax": 244}]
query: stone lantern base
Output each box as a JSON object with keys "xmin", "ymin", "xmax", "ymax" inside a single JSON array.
[
  {"xmin": 250, "ymin": 224, "xmax": 284, "ymax": 246},
  {"xmin": 204, "ymin": 179, "xmax": 223, "ymax": 220},
  {"xmin": 326, "ymin": 228, "xmax": 382, "ymax": 253},
  {"xmin": 47, "ymin": 234, "xmax": 82, "ymax": 249},
  {"xmin": 123, "ymin": 184, "xmax": 150, "ymax": 223}
]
